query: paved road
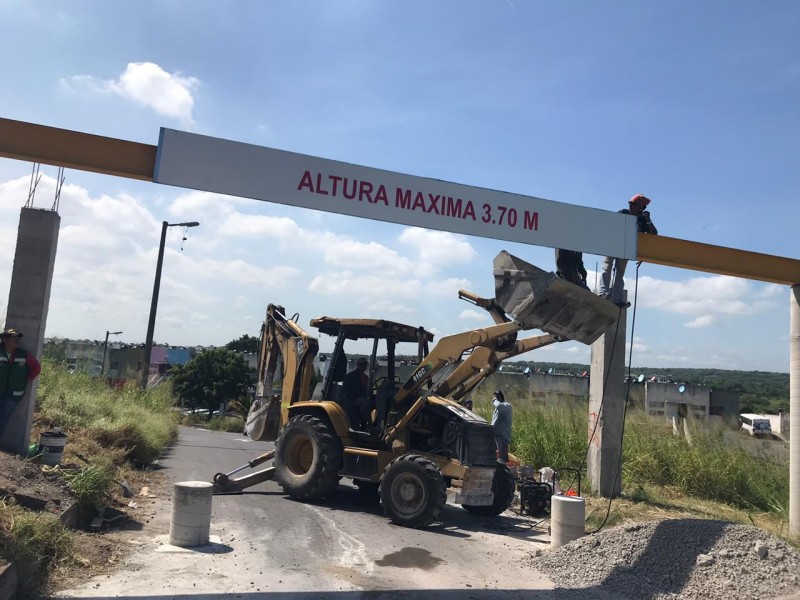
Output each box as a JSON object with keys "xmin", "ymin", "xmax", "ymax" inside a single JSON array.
[{"xmin": 59, "ymin": 426, "xmax": 614, "ymax": 600}]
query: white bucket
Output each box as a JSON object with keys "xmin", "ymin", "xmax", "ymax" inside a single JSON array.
[
  {"xmin": 38, "ymin": 431, "xmax": 67, "ymax": 466},
  {"xmin": 550, "ymin": 494, "xmax": 585, "ymax": 548},
  {"xmin": 169, "ymin": 481, "xmax": 213, "ymax": 547}
]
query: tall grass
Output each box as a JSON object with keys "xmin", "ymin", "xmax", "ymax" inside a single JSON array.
[
  {"xmin": 475, "ymin": 401, "xmax": 789, "ymax": 514},
  {"xmin": 623, "ymin": 413, "xmax": 788, "ymax": 513},
  {"xmin": 36, "ymin": 359, "xmax": 178, "ymax": 465},
  {"xmin": 476, "ymin": 403, "xmax": 588, "ymax": 471},
  {"xmin": 0, "ymin": 499, "xmax": 72, "ymax": 594},
  {"xmin": 63, "ymin": 465, "xmax": 114, "ymax": 509}
]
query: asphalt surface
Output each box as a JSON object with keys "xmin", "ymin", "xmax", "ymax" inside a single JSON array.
[{"xmin": 58, "ymin": 426, "xmax": 617, "ymax": 600}]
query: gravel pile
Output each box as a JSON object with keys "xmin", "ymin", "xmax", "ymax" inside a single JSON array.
[{"xmin": 530, "ymin": 519, "xmax": 800, "ymax": 600}]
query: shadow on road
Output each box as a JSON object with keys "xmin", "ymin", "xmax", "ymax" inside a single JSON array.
[{"xmin": 283, "ymin": 484, "xmax": 550, "ymax": 542}]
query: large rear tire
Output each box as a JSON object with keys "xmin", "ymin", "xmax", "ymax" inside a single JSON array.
[
  {"xmin": 379, "ymin": 455, "xmax": 446, "ymax": 528},
  {"xmin": 462, "ymin": 462, "xmax": 515, "ymax": 517},
  {"xmin": 275, "ymin": 414, "xmax": 342, "ymax": 500}
]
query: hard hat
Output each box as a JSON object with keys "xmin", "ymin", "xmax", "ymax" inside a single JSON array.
[{"xmin": 629, "ymin": 194, "xmax": 651, "ymax": 206}]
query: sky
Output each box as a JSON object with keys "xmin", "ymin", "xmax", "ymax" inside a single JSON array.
[{"xmin": 1, "ymin": 1, "xmax": 799, "ymax": 371}]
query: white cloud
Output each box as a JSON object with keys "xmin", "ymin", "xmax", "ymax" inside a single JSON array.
[
  {"xmin": 398, "ymin": 227, "xmax": 476, "ymax": 266},
  {"xmin": 308, "ymin": 272, "xmax": 422, "ymax": 299},
  {"xmin": 628, "ymin": 336, "xmax": 650, "ymax": 353},
  {"xmin": 168, "ymin": 191, "xmax": 250, "ymax": 223},
  {"xmin": 637, "ymin": 275, "xmax": 777, "ymax": 317},
  {"xmin": 323, "ymin": 239, "xmax": 419, "ymax": 275},
  {"xmin": 459, "ymin": 309, "xmax": 487, "ymax": 321},
  {"xmin": 362, "ymin": 300, "xmax": 415, "ymax": 316},
  {"xmin": 217, "ymin": 211, "xmax": 433, "ymax": 278},
  {"xmin": 218, "ymin": 212, "xmax": 301, "ymax": 239},
  {"xmin": 426, "ymin": 277, "xmax": 472, "ymax": 297},
  {"xmin": 61, "ymin": 62, "xmax": 199, "ymax": 124},
  {"xmin": 685, "ymin": 315, "xmax": 716, "ymax": 328}
]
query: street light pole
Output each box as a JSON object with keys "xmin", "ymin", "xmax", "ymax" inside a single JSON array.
[
  {"xmin": 101, "ymin": 330, "xmax": 123, "ymax": 376},
  {"xmin": 141, "ymin": 220, "xmax": 199, "ymax": 389}
]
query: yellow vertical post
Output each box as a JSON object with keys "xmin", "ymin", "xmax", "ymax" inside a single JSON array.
[{"xmin": 790, "ymin": 286, "xmax": 800, "ymax": 540}]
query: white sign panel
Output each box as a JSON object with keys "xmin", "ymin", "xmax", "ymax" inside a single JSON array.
[{"xmin": 154, "ymin": 129, "xmax": 637, "ymax": 260}]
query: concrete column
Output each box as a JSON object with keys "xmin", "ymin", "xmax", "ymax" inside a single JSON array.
[
  {"xmin": 790, "ymin": 286, "xmax": 800, "ymax": 540},
  {"xmin": 588, "ymin": 303, "xmax": 628, "ymax": 497},
  {"xmin": 1, "ymin": 208, "xmax": 60, "ymax": 455}
]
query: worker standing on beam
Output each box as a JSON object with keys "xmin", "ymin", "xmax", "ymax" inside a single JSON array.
[
  {"xmin": 555, "ymin": 248, "xmax": 590, "ymax": 290},
  {"xmin": 600, "ymin": 194, "xmax": 658, "ymax": 307}
]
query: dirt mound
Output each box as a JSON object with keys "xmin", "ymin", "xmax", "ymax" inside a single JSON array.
[
  {"xmin": 0, "ymin": 451, "xmax": 74, "ymax": 514},
  {"xmin": 531, "ymin": 518, "xmax": 800, "ymax": 600}
]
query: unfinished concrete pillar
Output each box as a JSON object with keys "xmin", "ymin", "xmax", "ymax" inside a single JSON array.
[
  {"xmin": 790, "ymin": 285, "xmax": 800, "ymax": 540},
  {"xmin": 1, "ymin": 208, "xmax": 60, "ymax": 455},
  {"xmin": 588, "ymin": 302, "xmax": 628, "ymax": 498}
]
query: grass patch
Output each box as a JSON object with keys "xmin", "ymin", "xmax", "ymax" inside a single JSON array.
[
  {"xmin": 63, "ymin": 465, "xmax": 114, "ymax": 510},
  {"xmin": 36, "ymin": 359, "xmax": 179, "ymax": 467},
  {"xmin": 180, "ymin": 413, "xmax": 245, "ymax": 433},
  {"xmin": 0, "ymin": 499, "xmax": 72, "ymax": 594},
  {"xmin": 0, "ymin": 360, "xmax": 180, "ymax": 593},
  {"xmin": 623, "ymin": 413, "xmax": 788, "ymax": 513},
  {"xmin": 474, "ymin": 400, "xmax": 789, "ymax": 517}
]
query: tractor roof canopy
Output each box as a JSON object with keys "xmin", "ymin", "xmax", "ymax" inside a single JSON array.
[{"xmin": 310, "ymin": 317, "xmax": 434, "ymax": 343}]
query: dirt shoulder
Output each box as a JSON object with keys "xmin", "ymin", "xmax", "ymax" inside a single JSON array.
[{"xmin": 0, "ymin": 450, "xmax": 171, "ymax": 596}]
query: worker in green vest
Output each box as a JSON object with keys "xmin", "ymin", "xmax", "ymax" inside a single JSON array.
[{"xmin": 0, "ymin": 328, "xmax": 41, "ymax": 437}]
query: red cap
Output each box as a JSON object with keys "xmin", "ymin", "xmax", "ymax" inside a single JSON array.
[{"xmin": 629, "ymin": 194, "xmax": 651, "ymax": 206}]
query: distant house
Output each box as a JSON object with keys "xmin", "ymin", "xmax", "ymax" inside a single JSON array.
[{"xmin": 644, "ymin": 381, "xmax": 740, "ymax": 423}]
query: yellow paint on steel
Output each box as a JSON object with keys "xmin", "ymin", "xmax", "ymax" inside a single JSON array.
[
  {"xmin": 638, "ymin": 234, "xmax": 800, "ymax": 286},
  {"xmin": 0, "ymin": 118, "xmax": 156, "ymax": 181},
  {"xmin": 2, "ymin": 117, "xmax": 800, "ymax": 285}
]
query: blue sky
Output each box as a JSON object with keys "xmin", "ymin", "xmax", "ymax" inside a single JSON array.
[{"xmin": 1, "ymin": 1, "xmax": 798, "ymax": 370}]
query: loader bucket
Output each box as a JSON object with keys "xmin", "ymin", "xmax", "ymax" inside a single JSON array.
[
  {"xmin": 244, "ymin": 396, "xmax": 283, "ymax": 442},
  {"xmin": 493, "ymin": 251, "xmax": 620, "ymax": 345}
]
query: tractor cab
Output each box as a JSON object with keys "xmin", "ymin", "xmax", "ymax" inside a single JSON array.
[{"xmin": 310, "ymin": 317, "xmax": 435, "ymax": 431}]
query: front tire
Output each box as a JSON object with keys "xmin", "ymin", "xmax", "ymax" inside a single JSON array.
[
  {"xmin": 275, "ymin": 414, "xmax": 342, "ymax": 500},
  {"xmin": 462, "ymin": 462, "xmax": 515, "ymax": 517},
  {"xmin": 379, "ymin": 455, "xmax": 446, "ymax": 528}
]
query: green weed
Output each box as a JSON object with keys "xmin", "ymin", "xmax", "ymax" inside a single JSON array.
[
  {"xmin": 36, "ymin": 359, "xmax": 178, "ymax": 466},
  {"xmin": 0, "ymin": 499, "xmax": 72, "ymax": 593},
  {"xmin": 62, "ymin": 465, "xmax": 114, "ymax": 510},
  {"xmin": 476, "ymin": 400, "xmax": 789, "ymax": 515}
]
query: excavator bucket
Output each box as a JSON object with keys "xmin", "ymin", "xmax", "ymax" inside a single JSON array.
[
  {"xmin": 493, "ymin": 251, "xmax": 619, "ymax": 344},
  {"xmin": 244, "ymin": 396, "xmax": 283, "ymax": 442}
]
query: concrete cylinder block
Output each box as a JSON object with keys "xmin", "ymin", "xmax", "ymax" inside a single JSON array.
[
  {"xmin": 550, "ymin": 494, "xmax": 585, "ymax": 548},
  {"xmin": 169, "ymin": 481, "xmax": 213, "ymax": 547}
]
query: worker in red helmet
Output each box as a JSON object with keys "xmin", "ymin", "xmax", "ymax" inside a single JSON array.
[{"xmin": 599, "ymin": 194, "xmax": 658, "ymax": 308}]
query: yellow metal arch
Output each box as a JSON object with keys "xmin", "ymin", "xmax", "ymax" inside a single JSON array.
[{"xmin": 1, "ymin": 116, "xmax": 798, "ymax": 285}]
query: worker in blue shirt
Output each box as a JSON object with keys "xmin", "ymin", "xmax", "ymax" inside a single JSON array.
[{"xmin": 491, "ymin": 390, "xmax": 513, "ymax": 463}]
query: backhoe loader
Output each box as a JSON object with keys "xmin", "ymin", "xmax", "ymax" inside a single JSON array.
[{"xmin": 220, "ymin": 251, "xmax": 619, "ymax": 528}]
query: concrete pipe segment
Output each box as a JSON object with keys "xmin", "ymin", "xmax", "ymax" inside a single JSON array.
[
  {"xmin": 169, "ymin": 481, "xmax": 213, "ymax": 547},
  {"xmin": 550, "ymin": 494, "xmax": 586, "ymax": 548}
]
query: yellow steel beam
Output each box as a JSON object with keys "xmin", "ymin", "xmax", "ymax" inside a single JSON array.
[
  {"xmin": 2, "ymin": 117, "xmax": 799, "ymax": 285},
  {"xmin": 0, "ymin": 117, "xmax": 156, "ymax": 181},
  {"xmin": 638, "ymin": 234, "xmax": 800, "ymax": 286}
]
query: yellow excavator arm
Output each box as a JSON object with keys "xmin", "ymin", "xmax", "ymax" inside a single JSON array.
[
  {"xmin": 245, "ymin": 304, "xmax": 319, "ymax": 441},
  {"xmin": 431, "ymin": 332, "xmax": 557, "ymax": 403},
  {"xmin": 383, "ymin": 319, "xmax": 525, "ymax": 443}
]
